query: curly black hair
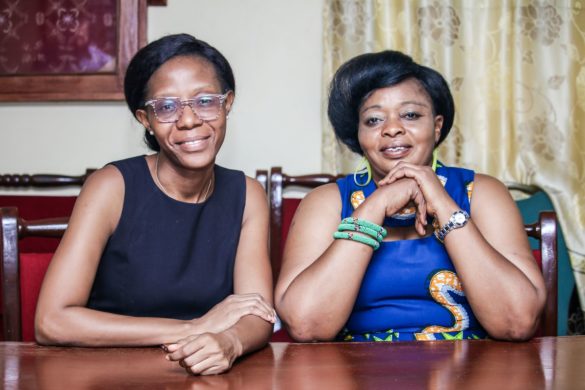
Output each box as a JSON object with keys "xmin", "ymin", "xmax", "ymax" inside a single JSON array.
[{"xmin": 327, "ymin": 50, "xmax": 454, "ymax": 155}]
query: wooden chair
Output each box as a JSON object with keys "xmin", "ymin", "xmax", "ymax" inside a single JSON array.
[
  {"xmin": 269, "ymin": 168, "xmax": 559, "ymax": 337},
  {"xmin": 506, "ymin": 182, "xmax": 572, "ymax": 335},
  {"xmin": 0, "ymin": 169, "xmax": 95, "ymax": 188},
  {"xmin": 0, "ymin": 169, "xmax": 93, "ymax": 251},
  {"xmin": 525, "ymin": 211, "xmax": 558, "ymax": 336},
  {"xmin": 268, "ymin": 167, "xmax": 344, "ymax": 283},
  {"xmin": 0, "ymin": 207, "xmax": 68, "ymax": 341}
]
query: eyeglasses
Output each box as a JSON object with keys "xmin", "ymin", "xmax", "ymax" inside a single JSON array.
[{"xmin": 144, "ymin": 92, "xmax": 229, "ymax": 123}]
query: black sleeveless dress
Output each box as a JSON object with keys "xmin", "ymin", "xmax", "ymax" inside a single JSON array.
[{"xmin": 86, "ymin": 156, "xmax": 245, "ymax": 320}]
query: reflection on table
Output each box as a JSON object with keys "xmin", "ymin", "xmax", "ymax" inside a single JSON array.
[{"xmin": 1, "ymin": 336, "xmax": 584, "ymax": 389}]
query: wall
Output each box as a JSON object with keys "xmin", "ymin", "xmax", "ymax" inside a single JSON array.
[{"xmin": 0, "ymin": 0, "xmax": 323, "ymax": 193}]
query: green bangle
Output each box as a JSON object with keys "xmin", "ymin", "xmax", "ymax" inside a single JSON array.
[
  {"xmin": 333, "ymin": 231, "xmax": 380, "ymax": 250},
  {"xmin": 338, "ymin": 223, "xmax": 385, "ymax": 242},
  {"xmin": 341, "ymin": 217, "xmax": 387, "ymax": 238}
]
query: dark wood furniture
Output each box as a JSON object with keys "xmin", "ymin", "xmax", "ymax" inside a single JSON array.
[
  {"xmin": 0, "ymin": 208, "xmax": 68, "ymax": 341},
  {"xmin": 505, "ymin": 181, "xmax": 575, "ymax": 335},
  {"xmin": 0, "ymin": 169, "xmax": 95, "ymax": 188},
  {"xmin": 527, "ymin": 211, "xmax": 558, "ymax": 336},
  {"xmin": 1, "ymin": 337, "xmax": 584, "ymax": 388},
  {"xmin": 268, "ymin": 166, "xmax": 343, "ymax": 281},
  {"xmin": 268, "ymin": 168, "xmax": 558, "ymax": 336},
  {"xmin": 0, "ymin": 169, "xmax": 91, "ymax": 253}
]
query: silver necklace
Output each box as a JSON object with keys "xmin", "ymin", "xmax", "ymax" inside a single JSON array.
[{"xmin": 154, "ymin": 154, "xmax": 213, "ymax": 203}]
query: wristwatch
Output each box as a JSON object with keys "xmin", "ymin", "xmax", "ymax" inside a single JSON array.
[{"xmin": 434, "ymin": 210, "xmax": 470, "ymax": 242}]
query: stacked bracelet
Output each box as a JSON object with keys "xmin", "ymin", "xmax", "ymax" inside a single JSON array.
[
  {"xmin": 333, "ymin": 217, "xmax": 387, "ymax": 250},
  {"xmin": 333, "ymin": 231, "xmax": 380, "ymax": 250},
  {"xmin": 338, "ymin": 223, "xmax": 386, "ymax": 242},
  {"xmin": 341, "ymin": 217, "xmax": 387, "ymax": 239}
]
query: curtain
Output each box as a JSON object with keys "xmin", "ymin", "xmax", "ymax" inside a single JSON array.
[{"xmin": 322, "ymin": 0, "xmax": 585, "ymax": 314}]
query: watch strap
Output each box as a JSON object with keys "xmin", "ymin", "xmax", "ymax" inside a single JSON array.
[{"xmin": 434, "ymin": 210, "xmax": 469, "ymax": 243}]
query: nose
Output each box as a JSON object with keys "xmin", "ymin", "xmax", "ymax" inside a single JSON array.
[
  {"xmin": 176, "ymin": 103, "xmax": 203, "ymax": 129},
  {"xmin": 382, "ymin": 116, "xmax": 404, "ymax": 137}
]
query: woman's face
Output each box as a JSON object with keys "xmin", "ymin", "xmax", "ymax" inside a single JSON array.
[
  {"xmin": 137, "ymin": 55, "xmax": 233, "ymax": 170},
  {"xmin": 357, "ymin": 78, "xmax": 443, "ymax": 182}
]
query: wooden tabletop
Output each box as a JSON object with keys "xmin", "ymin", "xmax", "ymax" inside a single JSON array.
[{"xmin": 1, "ymin": 336, "xmax": 584, "ymax": 389}]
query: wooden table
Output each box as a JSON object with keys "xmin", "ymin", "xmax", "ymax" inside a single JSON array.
[{"xmin": 1, "ymin": 336, "xmax": 584, "ymax": 389}]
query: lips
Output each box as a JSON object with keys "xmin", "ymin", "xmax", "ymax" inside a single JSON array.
[
  {"xmin": 175, "ymin": 135, "xmax": 211, "ymax": 152},
  {"xmin": 380, "ymin": 144, "xmax": 411, "ymax": 158}
]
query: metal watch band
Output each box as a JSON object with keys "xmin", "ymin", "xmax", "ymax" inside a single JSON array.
[{"xmin": 434, "ymin": 210, "xmax": 470, "ymax": 242}]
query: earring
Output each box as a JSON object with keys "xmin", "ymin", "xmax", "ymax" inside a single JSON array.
[
  {"xmin": 148, "ymin": 129, "xmax": 154, "ymax": 136},
  {"xmin": 353, "ymin": 156, "xmax": 372, "ymax": 186},
  {"xmin": 432, "ymin": 148, "xmax": 438, "ymax": 172}
]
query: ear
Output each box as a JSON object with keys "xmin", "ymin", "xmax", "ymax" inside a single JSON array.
[
  {"xmin": 433, "ymin": 115, "xmax": 444, "ymax": 144},
  {"xmin": 136, "ymin": 109, "xmax": 151, "ymax": 131},
  {"xmin": 224, "ymin": 91, "xmax": 235, "ymax": 116}
]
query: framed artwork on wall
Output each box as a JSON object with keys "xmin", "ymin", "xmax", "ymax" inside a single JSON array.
[{"xmin": 0, "ymin": 0, "xmax": 148, "ymax": 101}]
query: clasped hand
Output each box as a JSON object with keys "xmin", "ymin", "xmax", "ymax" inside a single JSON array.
[
  {"xmin": 192, "ymin": 293, "xmax": 276, "ymax": 334},
  {"xmin": 376, "ymin": 161, "xmax": 453, "ymax": 235},
  {"xmin": 164, "ymin": 293, "xmax": 275, "ymax": 375}
]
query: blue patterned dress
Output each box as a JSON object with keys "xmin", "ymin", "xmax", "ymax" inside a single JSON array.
[{"xmin": 336, "ymin": 163, "xmax": 487, "ymax": 342}]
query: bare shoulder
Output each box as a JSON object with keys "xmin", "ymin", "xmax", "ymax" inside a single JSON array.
[
  {"xmin": 244, "ymin": 176, "xmax": 268, "ymax": 207},
  {"xmin": 244, "ymin": 175, "xmax": 266, "ymax": 199},
  {"xmin": 80, "ymin": 164, "xmax": 124, "ymax": 196},
  {"xmin": 471, "ymin": 173, "xmax": 514, "ymax": 208},
  {"xmin": 471, "ymin": 173, "xmax": 524, "ymax": 237},
  {"xmin": 294, "ymin": 183, "xmax": 341, "ymax": 222},
  {"xmin": 70, "ymin": 163, "xmax": 125, "ymax": 233},
  {"xmin": 300, "ymin": 182, "xmax": 340, "ymax": 207},
  {"xmin": 473, "ymin": 173, "xmax": 508, "ymax": 192},
  {"xmin": 242, "ymin": 175, "xmax": 269, "ymax": 220}
]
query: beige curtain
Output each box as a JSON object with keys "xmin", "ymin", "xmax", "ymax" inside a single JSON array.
[{"xmin": 322, "ymin": 0, "xmax": 585, "ymax": 312}]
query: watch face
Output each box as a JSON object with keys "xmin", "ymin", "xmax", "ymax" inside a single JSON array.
[{"xmin": 454, "ymin": 213, "xmax": 466, "ymax": 224}]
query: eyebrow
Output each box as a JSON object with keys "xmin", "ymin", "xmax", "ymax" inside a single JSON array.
[
  {"xmin": 360, "ymin": 100, "xmax": 430, "ymax": 114},
  {"xmin": 151, "ymin": 94, "xmax": 220, "ymax": 100},
  {"xmin": 151, "ymin": 86, "xmax": 220, "ymax": 99}
]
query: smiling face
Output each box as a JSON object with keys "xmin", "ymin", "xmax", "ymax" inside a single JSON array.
[
  {"xmin": 357, "ymin": 78, "xmax": 443, "ymax": 182},
  {"xmin": 136, "ymin": 55, "xmax": 233, "ymax": 170}
]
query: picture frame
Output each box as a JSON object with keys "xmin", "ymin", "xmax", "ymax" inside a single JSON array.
[{"xmin": 0, "ymin": 0, "xmax": 147, "ymax": 101}]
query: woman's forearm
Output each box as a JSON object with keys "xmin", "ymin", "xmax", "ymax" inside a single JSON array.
[
  {"xmin": 277, "ymin": 240, "xmax": 374, "ymax": 341},
  {"xmin": 35, "ymin": 306, "xmax": 205, "ymax": 346},
  {"xmin": 444, "ymin": 222, "xmax": 546, "ymax": 340},
  {"xmin": 223, "ymin": 315, "xmax": 273, "ymax": 357}
]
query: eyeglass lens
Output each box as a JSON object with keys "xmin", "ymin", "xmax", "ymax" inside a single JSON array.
[{"xmin": 151, "ymin": 95, "xmax": 224, "ymax": 123}]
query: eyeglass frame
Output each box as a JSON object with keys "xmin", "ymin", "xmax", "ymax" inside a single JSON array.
[{"xmin": 143, "ymin": 92, "xmax": 231, "ymax": 123}]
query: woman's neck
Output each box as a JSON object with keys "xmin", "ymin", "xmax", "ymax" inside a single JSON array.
[{"xmin": 153, "ymin": 153, "xmax": 214, "ymax": 203}]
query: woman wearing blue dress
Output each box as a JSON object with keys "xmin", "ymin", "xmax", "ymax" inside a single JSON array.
[{"xmin": 275, "ymin": 51, "xmax": 546, "ymax": 342}]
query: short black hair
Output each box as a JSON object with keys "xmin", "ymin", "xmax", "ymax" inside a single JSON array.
[
  {"xmin": 327, "ymin": 50, "xmax": 454, "ymax": 155},
  {"xmin": 124, "ymin": 33, "xmax": 235, "ymax": 151}
]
